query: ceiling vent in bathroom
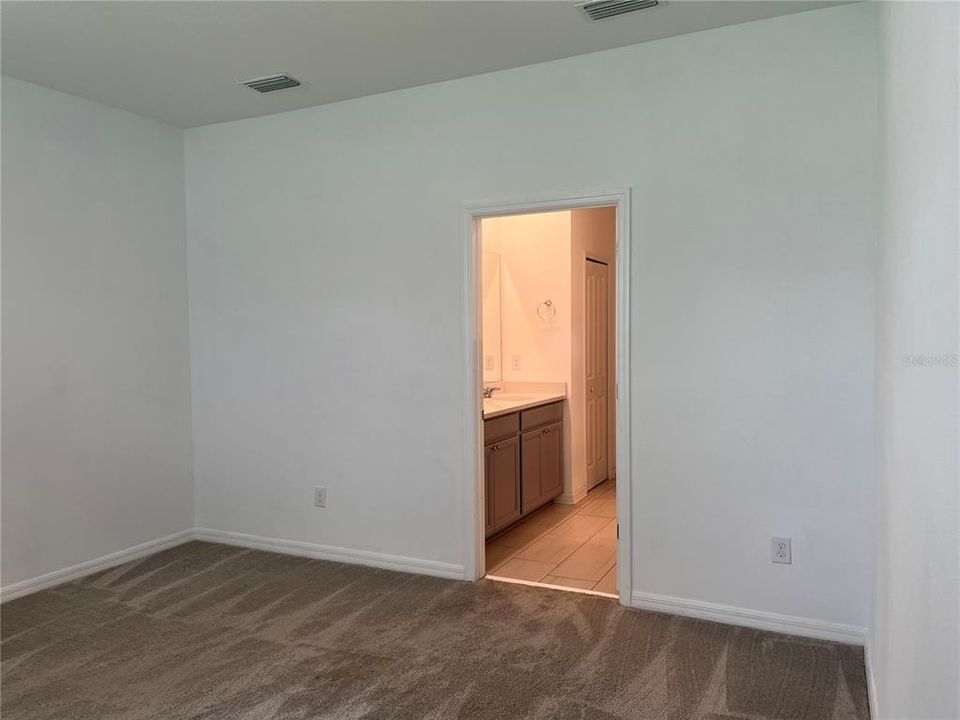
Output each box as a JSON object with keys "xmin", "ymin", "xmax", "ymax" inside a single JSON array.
[
  {"xmin": 576, "ymin": 0, "xmax": 659, "ymax": 21},
  {"xmin": 238, "ymin": 74, "xmax": 302, "ymax": 94}
]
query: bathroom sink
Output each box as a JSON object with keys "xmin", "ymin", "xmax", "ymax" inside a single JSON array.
[
  {"xmin": 482, "ymin": 395, "xmax": 533, "ymax": 409},
  {"xmin": 482, "ymin": 391, "xmax": 567, "ymax": 417}
]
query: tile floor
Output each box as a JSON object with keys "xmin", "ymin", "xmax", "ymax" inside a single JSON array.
[{"xmin": 485, "ymin": 479, "xmax": 617, "ymax": 595}]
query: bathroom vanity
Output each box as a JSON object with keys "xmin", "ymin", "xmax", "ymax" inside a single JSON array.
[{"xmin": 483, "ymin": 399, "xmax": 564, "ymax": 538}]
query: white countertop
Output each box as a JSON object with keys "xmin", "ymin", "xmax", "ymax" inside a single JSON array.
[{"xmin": 482, "ymin": 392, "xmax": 566, "ymax": 419}]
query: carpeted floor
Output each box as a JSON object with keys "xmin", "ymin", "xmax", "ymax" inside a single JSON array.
[{"xmin": 1, "ymin": 541, "xmax": 870, "ymax": 720}]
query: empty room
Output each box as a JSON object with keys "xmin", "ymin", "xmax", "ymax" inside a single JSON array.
[{"xmin": 1, "ymin": 1, "xmax": 958, "ymax": 719}]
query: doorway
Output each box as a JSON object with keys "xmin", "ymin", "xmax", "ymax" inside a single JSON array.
[{"xmin": 461, "ymin": 190, "xmax": 632, "ymax": 606}]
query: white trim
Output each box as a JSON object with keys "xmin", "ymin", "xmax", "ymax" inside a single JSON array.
[
  {"xmin": 556, "ymin": 486, "xmax": 589, "ymax": 505},
  {"xmin": 1, "ymin": 525, "xmax": 475, "ymax": 602},
  {"xmin": 0, "ymin": 529, "xmax": 194, "ymax": 603},
  {"xmin": 461, "ymin": 188, "xmax": 633, "ymax": 611},
  {"xmin": 1, "ymin": 526, "xmax": 867, "ymax": 651},
  {"xmin": 461, "ymin": 209, "xmax": 485, "ymax": 583},
  {"xmin": 630, "ymin": 591, "xmax": 867, "ymax": 645},
  {"xmin": 613, "ymin": 189, "xmax": 632, "ymax": 608},
  {"xmin": 194, "ymin": 528, "xmax": 465, "ymax": 580},
  {"xmin": 865, "ymin": 641, "xmax": 879, "ymax": 719}
]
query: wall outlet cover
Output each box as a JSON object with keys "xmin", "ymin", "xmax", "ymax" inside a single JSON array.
[
  {"xmin": 772, "ymin": 536, "xmax": 791, "ymax": 564},
  {"xmin": 314, "ymin": 486, "xmax": 327, "ymax": 508},
  {"xmin": 511, "ymin": 355, "xmax": 522, "ymax": 370}
]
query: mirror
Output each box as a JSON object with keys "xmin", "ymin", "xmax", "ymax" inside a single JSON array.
[{"xmin": 481, "ymin": 251, "xmax": 502, "ymax": 382}]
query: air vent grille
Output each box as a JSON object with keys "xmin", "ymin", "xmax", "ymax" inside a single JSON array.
[
  {"xmin": 577, "ymin": 0, "xmax": 659, "ymax": 21},
  {"xmin": 239, "ymin": 74, "xmax": 301, "ymax": 94}
]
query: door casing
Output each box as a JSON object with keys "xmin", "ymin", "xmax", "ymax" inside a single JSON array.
[{"xmin": 460, "ymin": 188, "xmax": 632, "ymax": 607}]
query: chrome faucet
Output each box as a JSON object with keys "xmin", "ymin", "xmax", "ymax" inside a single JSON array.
[{"xmin": 482, "ymin": 386, "xmax": 501, "ymax": 399}]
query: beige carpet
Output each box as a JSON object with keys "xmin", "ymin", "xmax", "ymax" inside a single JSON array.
[{"xmin": 1, "ymin": 541, "xmax": 870, "ymax": 720}]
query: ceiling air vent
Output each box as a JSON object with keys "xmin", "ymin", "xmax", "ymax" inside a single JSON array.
[
  {"xmin": 577, "ymin": 0, "xmax": 659, "ymax": 21},
  {"xmin": 238, "ymin": 73, "xmax": 301, "ymax": 94}
]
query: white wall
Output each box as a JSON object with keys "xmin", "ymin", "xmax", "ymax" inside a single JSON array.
[
  {"xmin": 480, "ymin": 251, "xmax": 502, "ymax": 383},
  {"xmin": 871, "ymin": 3, "xmax": 960, "ymax": 718},
  {"xmin": 1, "ymin": 78, "xmax": 194, "ymax": 588},
  {"xmin": 185, "ymin": 4, "xmax": 877, "ymax": 628}
]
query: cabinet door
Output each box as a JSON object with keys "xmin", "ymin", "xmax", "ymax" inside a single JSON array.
[
  {"xmin": 540, "ymin": 422, "xmax": 563, "ymax": 500},
  {"xmin": 521, "ymin": 430, "xmax": 542, "ymax": 514},
  {"xmin": 487, "ymin": 436, "xmax": 521, "ymax": 535}
]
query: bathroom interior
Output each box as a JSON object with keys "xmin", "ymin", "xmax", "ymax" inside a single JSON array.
[{"xmin": 480, "ymin": 207, "xmax": 618, "ymax": 596}]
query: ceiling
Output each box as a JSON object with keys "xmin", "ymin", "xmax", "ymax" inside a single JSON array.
[{"xmin": 2, "ymin": 1, "xmax": 841, "ymax": 128}]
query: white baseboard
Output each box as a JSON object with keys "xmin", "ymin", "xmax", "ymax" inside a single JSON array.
[
  {"xmin": 4, "ymin": 529, "xmax": 866, "ymax": 652},
  {"xmin": 193, "ymin": 527, "xmax": 465, "ymax": 580},
  {"xmin": 556, "ymin": 486, "xmax": 589, "ymax": 505},
  {"xmin": 1, "ymin": 527, "xmax": 466, "ymax": 603},
  {"xmin": 0, "ymin": 529, "xmax": 194, "ymax": 603},
  {"xmin": 630, "ymin": 591, "xmax": 866, "ymax": 645},
  {"xmin": 864, "ymin": 641, "xmax": 879, "ymax": 719}
]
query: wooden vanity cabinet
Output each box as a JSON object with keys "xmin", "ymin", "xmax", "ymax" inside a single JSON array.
[{"xmin": 484, "ymin": 401, "xmax": 564, "ymax": 539}]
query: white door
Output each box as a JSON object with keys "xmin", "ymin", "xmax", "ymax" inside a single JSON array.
[{"xmin": 585, "ymin": 259, "xmax": 609, "ymax": 489}]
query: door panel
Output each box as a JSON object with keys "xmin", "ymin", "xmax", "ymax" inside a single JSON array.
[
  {"xmin": 520, "ymin": 430, "xmax": 542, "ymax": 514},
  {"xmin": 540, "ymin": 422, "xmax": 563, "ymax": 499},
  {"xmin": 585, "ymin": 259, "xmax": 609, "ymax": 489},
  {"xmin": 488, "ymin": 436, "xmax": 521, "ymax": 533}
]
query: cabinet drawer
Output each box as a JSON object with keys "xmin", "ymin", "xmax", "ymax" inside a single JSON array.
[
  {"xmin": 484, "ymin": 412, "xmax": 519, "ymax": 444},
  {"xmin": 520, "ymin": 402, "xmax": 563, "ymax": 430}
]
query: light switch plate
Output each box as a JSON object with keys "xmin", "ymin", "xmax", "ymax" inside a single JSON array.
[{"xmin": 314, "ymin": 486, "xmax": 327, "ymax": 508}]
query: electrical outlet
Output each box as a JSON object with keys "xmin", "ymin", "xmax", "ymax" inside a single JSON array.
[
  {"xmin": 772, "ymin": 537, "xmax": 791, "ymax": 564},
  {"xmin": 485, "ymin": 355, "xmax": 495, "ymax": 371},
  {"xmin": 314, "ymin": 486, "xmax": 327, "ymax": 508},
  {"xmin": 511, "ymin": 355, "xmax": 522, "ymax": 371}
]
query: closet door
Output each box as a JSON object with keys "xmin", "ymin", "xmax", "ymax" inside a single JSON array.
[{"xmin": 585, "ymin": 258, "xmax": 609, "ymax": 489}]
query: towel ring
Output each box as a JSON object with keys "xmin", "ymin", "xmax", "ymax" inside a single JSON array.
[{"xmin": 537, "ymin": 300, "xmax": 557, "ymax": 322}]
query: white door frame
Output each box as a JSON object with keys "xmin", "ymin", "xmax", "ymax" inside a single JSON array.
[{"xmin": 460, "ymin": 188, "xmax": 633, "ymax": 606}]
